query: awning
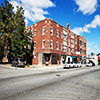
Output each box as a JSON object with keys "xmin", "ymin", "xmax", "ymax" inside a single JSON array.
[{"xmin": 71, "ymin": 56, "xmax": 76, "ymax": 58}]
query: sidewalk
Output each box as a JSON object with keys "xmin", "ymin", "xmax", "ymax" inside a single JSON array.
[
  {"xmin": 0, "ymin": 64, "xmax": 97, "ymax": 80},
  {"xmin": 0, "ymin": 64, "xmax": 64, "ymax": 80},
  {"xmin": 0, "ymin": 64, "xmax": 63, "ymax": 71}
]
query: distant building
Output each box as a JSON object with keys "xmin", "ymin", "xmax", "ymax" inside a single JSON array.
[
  {"xmin": 86, "ymin": 55, "xmax": 99, "ymax": 66},
  {"xmin": 27, "ymin": 18, "xmax": 87, "ymax": 65}
]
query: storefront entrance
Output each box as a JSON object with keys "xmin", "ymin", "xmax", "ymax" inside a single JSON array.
[
  {"xmin": 43, "ymin": 53, "xmax": 60, "ymax": 65},
  {"xmin": 52, "ymin": 55, "xmax": 57, "ymax": 64}
]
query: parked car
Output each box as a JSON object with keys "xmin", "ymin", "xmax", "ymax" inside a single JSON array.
[
  {"xmin": 63, "ymin": 63, "xmax": 70, "ymax": 69},
  {"xmin": 63, "ymin": 62, "xmax": 77, "ymax": 69},
  {"xmin": 73, "ymin": 62, "xmax": 78, "ymax": 68},
  {"xmin": 86, "ymin": 63, "xmax": 92, "ymax": 67},
  {"xmin": 76, "ymin": 62, "xmax": 82, "ymax": 68},
  {"xmin": 69, "ymin": 62, "xmax": 78, "ymax": 68},
  {"xmin": 12, "ymin": 58, "xmax": 25, "ymax": 67}
]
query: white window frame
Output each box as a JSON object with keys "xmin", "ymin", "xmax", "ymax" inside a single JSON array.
[
  {"xmin": 57, "ymin": 30, "xmax": 59, "ymax": 38},
  {"xmin": 71, "ymin": 48, "xmax": 74, "ymax": 53},
  {"xmin": 42, "ymin": 40, "xmax": 45, "ymax": 48},
  {"xmin": 50, "ymin": 27, "xmax": 53, "ymax": 36},
  {"xmin": 75, "ymin": 40, "xmax": 77, "ymax": 45},
  {"xmin": 63, "ymin": 45, "xmax": 67, "ymax": 52},
  {"xmin": 71, "ymin": 38, "xmax": 74, "ymax": 45},
  {"xmin": 42, "ymin": 26, "xmax": 45, "ymax": 35},
  {"xmin": 56, "ymin": 42, "xmax": 59, "ymax": 50},
  {"xmin": 61, "ymin": 32, "xmax": 63, "ymax": 39},
  {"xmin": 50, "ymin": 40, "xmax": 53, "ymax": 49},
  {"xmin": 63, "ymin": 34, "xmax": 66, "ymax": 41}
]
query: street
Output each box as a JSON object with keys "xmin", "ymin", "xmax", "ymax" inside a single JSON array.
[{"xmin": 0, "ymin": 65, "xmax": 100, "ymax": 100}]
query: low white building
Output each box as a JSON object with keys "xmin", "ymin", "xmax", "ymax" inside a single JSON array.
[{"xmin": 86, "ymin": 55, "xmax": 98, "ymax": 66}]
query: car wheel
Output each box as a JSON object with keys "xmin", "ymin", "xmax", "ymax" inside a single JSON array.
[{"xmin": 15, "ymin": 64, "xmax": 17, "ymax": 67}]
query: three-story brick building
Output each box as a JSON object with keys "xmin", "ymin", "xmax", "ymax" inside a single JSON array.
[{"xmin": 27, "ymin": 18, "xmax": 87, "ymax": 65}]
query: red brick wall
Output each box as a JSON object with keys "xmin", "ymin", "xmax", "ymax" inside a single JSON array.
[{"xmin": 27, "ymin": 18, "xmax": 87, "ymax": 64}]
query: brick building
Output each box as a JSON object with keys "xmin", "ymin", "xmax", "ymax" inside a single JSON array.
[{"xmin": 27, "ymin": 18, "xmax": 87, "ymax": 65}]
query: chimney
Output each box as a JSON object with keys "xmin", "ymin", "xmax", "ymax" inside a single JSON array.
[{"xmin": 67, "ymin": 23, "xmax": 70, "ymax": 30}]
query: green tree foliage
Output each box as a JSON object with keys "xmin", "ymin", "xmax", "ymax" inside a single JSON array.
[
  {"xmin": 11, "ymin": 6, "xmax": 25, "ymax": 59},
  {"xmin": 90, "ymin": 52, "xmax": 95, "ymax": 56},
  {"xmin": 0, "ymin": 0, "xmax": 33, "ymax": 64},
  {"xmin": 0, "ymin": 0, "xmax": 14, "ymax": 60},
  {"xmin": 97, "ymin": 53, "xmax": 100, "ymax": 56}
]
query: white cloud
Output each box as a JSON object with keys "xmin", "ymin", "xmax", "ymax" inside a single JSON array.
[
  {"xmin": 94, "ymin": 45, "xmax": 98, "ymax": 48},
  {"xmin": 85, "ymin": 15, "xmax": 100, "ymax": 28},
  {"xmin": 75, "ymin": 0, "xmax": 98, "ymax": 15},
  {"xmin": 87, "ymin": 42, "xmax": 99, "ymax": 55},
  {"xmin": 87, "ymin": 43, "xmax": 92, "ymax": 46},
  {"xmin": 72, "ymin": 26, "xmax": 90, "ymax": 35},
  {"xmin": 10, "ymin": 0, "xmax": 19, "ymax": 12},
  {"xmin": 72, "ymin": 15, "xmax": 100, "ymax": 35},
  {"xmin": 87, "ymin": 47, "xmax": 94, "ymax": 54},
  {"xmin": 10, "ymin": 0, "xmax": 55, "ymax": 24}
]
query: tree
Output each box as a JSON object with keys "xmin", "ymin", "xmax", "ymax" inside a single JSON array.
[
  {"xmin": 90, "ymin": 52, "xmax": 95, "ymax": 56},
  {"xmin": 97, "ymin": 53, "xmax": 100, "ymax": 56},
  {"xmin": 11, "ymin": 6, "xmax": 25, "ymax": 59},
  {"xmin": 0, "ymin": 0, "xmax": 15, "ymax": 62},
  {"xmin": 0, "ymin": 0, "xmax": 33, "ymax": 64}
]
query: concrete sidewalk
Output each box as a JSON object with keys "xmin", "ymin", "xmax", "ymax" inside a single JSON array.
[
  {"xmin": 0, "ymin": 64, "xmax": 63, "ymax": 70},
  {"xmin": 0, "ymin": 64, "xmax": 64, "ymax": 80},
  {"xmin": 0, "ymin": 64, "xmax": 97, "ymax": 80}
]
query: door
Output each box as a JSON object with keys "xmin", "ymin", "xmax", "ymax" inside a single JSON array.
[{"xmin": 38, "ymin": 53, "xmax": 43, "ymax": 64}]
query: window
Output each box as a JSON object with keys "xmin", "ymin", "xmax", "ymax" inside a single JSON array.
[
  {"xmin": 42, "ymin": 40, "xmax": 45, "ymax": 48},
  {"xmin": 75, "ymin": 40, "xmax": 77, "ymax": 45},
  {"xmin": 63, "ymin": 34, "xmax": 66, "ymax": 41},
  {"xmin": 61, "ymin": 43, "xmax": 63, "ymax": 50},
  {"xmin": 84, "ymin": 43, "xmax": 86, "ymax": 47},
  {"xmin": 50, "ymin": 27, "xmax": 53, "ymax": 36},
  {"xmin": 80, "ymin": 49, "xmax": 82, "ymax": 54},
  {"xmin": 42, "ymin": 27, "xmax": 45, "ymax": 35},
  {"xmin": 71, "ymin": 38, "xmax": 74, "ymax": 45},
  {"xmin": 57, "ymin": 30, "xmax": 59, "ymax": 38},
  {"xmin": 84, "ymin": 50, "xmax": 86, "ymax": 54},
  {"xmin": 56, "ymin": 42, "xmax": 59, "ymax": 50},
  {"xmin": 80, "ymin": 41, "xmax": 82, "ymax": 46},
  {"xmin": 61, "ymin": 32, "xmax": 63, "ymax": 39},
  {"xmin": 34, "ymin": 41, "xmax": 36, "ymax": 49},
  {"xmin": 34, "ymin": 29, "xmax": 36, "ymax": 36},
  {"xmin": 71, "ymin": 48, "xmax": 74, "ymax": 53},
  {"xmin": 50, "ymin": 40, "xmax": 53, "ymax": 49},
  {"xmin": 63, "ymin": 45, "xmax": 67, "ymax": 52}
]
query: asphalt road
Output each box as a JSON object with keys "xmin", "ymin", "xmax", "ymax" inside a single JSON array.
[{"xmin": 0, "ymin": 65, "xmax": 100, "ymax": 100}]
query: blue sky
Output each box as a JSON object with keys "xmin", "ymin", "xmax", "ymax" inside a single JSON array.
[{"xmin": 0, "ymin": 0, "xmax": 100, "ymax": 55}]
